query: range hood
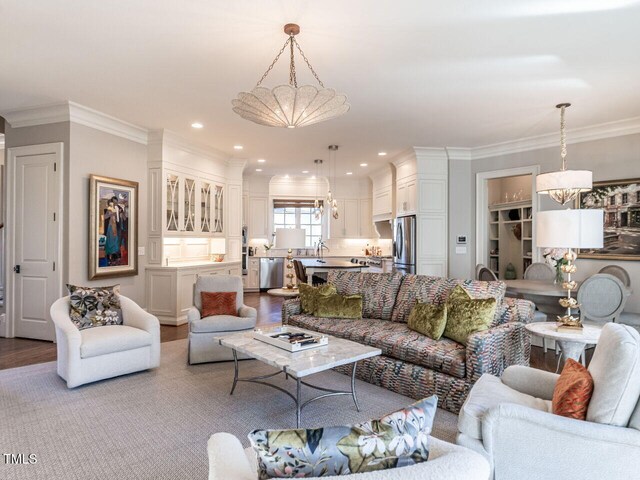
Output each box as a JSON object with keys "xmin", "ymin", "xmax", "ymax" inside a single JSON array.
[{"xmin": 374, "ymin": 219, "xmax": 393, "ymax": 239}]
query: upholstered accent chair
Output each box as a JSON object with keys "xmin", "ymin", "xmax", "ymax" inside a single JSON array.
[
  {"xmin": 187, "ymin": 275, "xmax": 257, "ymax": 364},
  {"xmin": 207, "ymin": 432, "xmax": 491, "ymax": 480},
  {"xmin": 50, "ymin": 295, "xmax": 160, "ymax": 388},
  {"xmin": 456, "ymin": 323, "xmax": 640, "ymax": 480}
]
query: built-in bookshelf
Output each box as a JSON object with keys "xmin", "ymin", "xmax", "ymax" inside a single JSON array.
[{"xmin": 488, "ymin": 200, "xmax": 533, "ymax": 279}]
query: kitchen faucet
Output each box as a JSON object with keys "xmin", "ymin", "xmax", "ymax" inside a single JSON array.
[{"xmin": 316, "ymin": 238, "xmax": 329, "ymax": 263}]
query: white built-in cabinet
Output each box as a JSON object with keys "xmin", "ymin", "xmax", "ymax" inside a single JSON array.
[
  {"xmin": 164, "ymin": 170, "xmax": 224, "ymax": 236},
  {"xmin": 242, "ymin": 194, "xmax": 249, "ymax": 227},
  {"xmin": 248, "ymin": 196, "xmax": 269, "ymax": 238},
  {"xmin": 329, "ymin": 198, "xmax": 372, "ymax": 239},
  {"xmin": 396, "ymin": 177, "xmax": 417, "ymax": 216},
  {"xmin": 245, "ymin": 258, "xmax": 260, "ymax": 291},
  {"xmin": 370, "ymin": 165, "xmax": 395, "ymax": 220}
]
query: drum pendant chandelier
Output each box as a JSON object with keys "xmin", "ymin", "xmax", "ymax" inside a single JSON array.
[
  {"xmin": 231, "ymin": 23, "xmax": 350, "ymax": 128},
  {"xmin": 536, "ymin": 103, "xmax": 592, "ymax": 205}
]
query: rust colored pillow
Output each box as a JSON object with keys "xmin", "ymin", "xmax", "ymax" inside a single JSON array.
[
  {"xmin": 201, "ymin": 291, "xmax": 237, "ymax": 317},
  {"xmin": 552, "ymin": 359, "xmax": 594, "ymax": 420}
]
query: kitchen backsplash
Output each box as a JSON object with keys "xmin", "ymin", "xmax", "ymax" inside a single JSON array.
[{"xmin": 247, "ymin": 238, "xmax": 392, "ymax": 257}]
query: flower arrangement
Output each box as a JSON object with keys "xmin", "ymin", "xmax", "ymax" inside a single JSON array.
[{"xmin": 543, "ymin": 248, "xmax": 568, "ymax": 284}]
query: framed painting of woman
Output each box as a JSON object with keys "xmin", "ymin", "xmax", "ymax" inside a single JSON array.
[{"xmin": 89, "ymin": 175, "xmax": 139, "ymax": 279}]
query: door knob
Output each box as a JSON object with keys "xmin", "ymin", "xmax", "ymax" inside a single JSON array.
[{"xmin": 13, "ymin": 265, "xmax": 21, "ymax": 274}]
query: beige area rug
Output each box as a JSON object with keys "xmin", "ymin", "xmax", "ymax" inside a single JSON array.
[{"xmin": 0, "ymin": 339, "xmax": 459, "ymax": 480}]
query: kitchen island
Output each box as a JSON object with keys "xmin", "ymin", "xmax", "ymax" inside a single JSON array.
[{"xmin": 298, "ymin": 258, "xmax": 369, "ymax": 284}]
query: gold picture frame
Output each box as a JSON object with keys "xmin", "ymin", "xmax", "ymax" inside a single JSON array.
[
  {"xmin": 89, "ymin": 175, "xmax": 139, "ymax": 279},
  {"xmin": 575, "ymin": 177, "xmax": 640, "ymax": 260}
]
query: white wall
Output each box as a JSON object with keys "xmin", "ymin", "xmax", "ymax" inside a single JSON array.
[{"xmin": 450, "ymin": 132, "xmax": 640, "ymax": 313}]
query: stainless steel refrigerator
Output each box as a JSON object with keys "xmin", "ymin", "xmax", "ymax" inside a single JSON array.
[{"xmin": 393, "ymin": 215, "xmax": 416, "ymax": 275}]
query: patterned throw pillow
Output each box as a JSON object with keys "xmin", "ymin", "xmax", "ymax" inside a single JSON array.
[
  {"xmin": 249, "ymin": 396, "xmax": 437, "ymax": 479},
  {"xmin": 201, "ymin": 291, "xmax": 237, "ymax": 317},
  {"xmin": 315, "ymin": 293, "xmax": 363, "ymax": 319},
  {"xmin": 443, "ymin": 285, "xmax": 496, "ymax": 345},
  {"xmin": 67, "ymin": 284, "xmax": 122, "ymax": 330},
  {"xmin": 298, "ymin": 283, "xmax": 337, "ymax": 315},
  {"xmin": 552, "ymin": 359, "xmax": 594, "ymax": 420},
  {"xmin": 407, "ymin": 303, "xmax": 447, "ymax": 340}
]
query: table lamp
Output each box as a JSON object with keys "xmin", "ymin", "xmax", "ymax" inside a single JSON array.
[
  {"xmin": 536, "ymin": 209, "xmax": 603, "ymax": 330},
  {"xmin": 275, "ymin": 228, "xmax": 306, "ymax": 289}
]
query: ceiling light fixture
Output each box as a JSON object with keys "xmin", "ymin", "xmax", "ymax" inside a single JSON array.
[
  {"xmin": 378, "ymin": 152, "xmax": 387, "ymax": 156},
  {"xmin": 328, "ymin": 145, "xmax": 339, "ymax": 220},
  {"xmin": 191, "ymin": 122, "xmax": 204, "ymax": 129},
  {"xmin": 536, "ymin": 103, "xmax": 592, "ymax": 205},
  {"xmin": 231, "ymin": 23, "xmax": 350, "ymax": 129},
  {"xmin": 255, "ymin": 168, "xmax": 262, "ymax": 172},
  {"xmin": 233, "ymin": 145, "xmax": 243, "ymax": 150},
  {"xmin": 346, "ymin": 172, "xmax": 353, "ymax": 175},
  {"xmin": 257, "ymin": 158, "xmax": 266, "ymax": 163},
  {"xmin": 360, "ymin": 163, "xmax": 368, "ymax": 167},
  {"xmin": 302, "ymin": 170, "xmax": 309, "ymax": 174},
  {"xmin": 313, "ymin": 159, "xmax": 324, "ymax": 220}
]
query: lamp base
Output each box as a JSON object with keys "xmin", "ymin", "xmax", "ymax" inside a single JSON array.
[{"xmin": 285, "ymin": 248, "xmax": 296, "ymax": 290}]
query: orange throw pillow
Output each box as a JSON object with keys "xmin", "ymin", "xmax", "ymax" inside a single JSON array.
[
  {"xmin": 201, "ymin": 291, "xmax": 237, "ymax": 317},
  {"xmin": 552, "ymin": 359, "xmax": 594, "ymax": 420}
]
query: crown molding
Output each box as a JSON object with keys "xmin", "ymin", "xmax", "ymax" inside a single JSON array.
[
  {"xmin": 2, "ymin": 101, "xmax": 148, "ymax": 144},
  {"xmin": 470, "ymin": 115, "xmax": 640, "ymax": 160},
  {"xmin": 150, "ymin": 129, "xmax": 229, "ymax": 161},
  {"xmin": 444, "ymin": 147, "xmax": 472, "ymax": 161}
]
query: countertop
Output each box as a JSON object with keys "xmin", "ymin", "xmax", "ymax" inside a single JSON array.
[{"xmin": 146, "ymin": 260, "xmax": 241, "ymax": 270}]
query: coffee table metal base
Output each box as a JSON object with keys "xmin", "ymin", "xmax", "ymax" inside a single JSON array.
[{"xmin": 230, "ymin": 349, "xmax": 360, "ymax": 428}]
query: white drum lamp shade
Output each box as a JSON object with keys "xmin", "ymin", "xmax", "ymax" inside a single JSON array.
[
  {"xmin": 536, "ymin": 170, "xmax": 593, "ymax": 202},
  {"xmin": 536, "ymin": 209, "xmax": 604, "ymax": 249},
  {"xmin": 275, "ymin": 228, "xmax": 306, "ymax": 249}
]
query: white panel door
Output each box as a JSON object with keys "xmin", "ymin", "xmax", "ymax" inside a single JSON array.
[{"xmin": 9, "ymin": 144, "xmax": 62, "ymax": 341}]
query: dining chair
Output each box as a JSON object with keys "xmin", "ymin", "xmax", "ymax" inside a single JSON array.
[
  {"xmin": 524, "ymin": 262, "xmax": 555, "ymax": 353},
  {"xmin": 578, "ymin": 273, "xmax": 628, "ymax": 324},
  {"xmin": 477, "ymin": 266, "xmax": 498, "ymax": 281},
  {"xmin": 293, "ymin": 259, "xmax": 326, "ymax": 286},
  {"xmin": 598, "ymin": 265, "xmax": 631, "ymax": 288},
  {"xmin": 475, "ymin": 263, "xmax": 487, "ymax": 280},
  {"xmin": 524, "ymin": 262, "xmax": 554, "ymax": 281}
]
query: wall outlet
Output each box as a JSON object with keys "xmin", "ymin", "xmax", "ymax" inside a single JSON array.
[{"xmin": 138, "ymin": 246, "xmax": 145, "ymax": 256}]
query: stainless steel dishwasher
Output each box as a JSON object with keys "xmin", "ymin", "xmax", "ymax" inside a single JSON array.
[{"xmin": 259, "ymin": 257, "xmax": 284, "ymax": 290}]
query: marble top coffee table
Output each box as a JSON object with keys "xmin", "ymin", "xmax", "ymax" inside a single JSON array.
[{"xmin": 217, "ymin": 326, "xmax": 381, "ymax": 427}]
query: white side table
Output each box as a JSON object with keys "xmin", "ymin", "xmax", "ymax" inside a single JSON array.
[
  {"xmin": 267, "ymin": 288, "xmax": 300, "ymax": 298},
  {"xmin": 525, "ymin": 322, "xmax": 602, "ymax": 372}
]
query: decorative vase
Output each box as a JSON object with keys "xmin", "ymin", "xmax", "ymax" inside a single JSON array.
[{"xmin": 554, "ymin": 265, "xmax": 564, "ymax": 284}]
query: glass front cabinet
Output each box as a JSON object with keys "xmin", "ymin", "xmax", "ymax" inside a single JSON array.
[{"xmin": 164, "ymin": 170, "xmax": 224, "ymax": 236}]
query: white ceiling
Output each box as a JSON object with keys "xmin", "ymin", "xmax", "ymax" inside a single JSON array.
[{"xmin": 1, "ymin": 0, "xmax": 640, "ymax": 177}]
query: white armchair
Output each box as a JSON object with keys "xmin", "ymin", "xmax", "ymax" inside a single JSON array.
[
  {"xmin": 207, "ymin": 433, "xmax": 490, "ymax": 480},
  {"xmin": 50, "ymin": 295, "xmax": 160, "ymax": 388},
  {"xmin": 456, "ymin": 323, "xmax": 640, "ymax": 480},
  {"xmin": 187, "ymin": 275, "xmax": 257, "ymax": 364}
]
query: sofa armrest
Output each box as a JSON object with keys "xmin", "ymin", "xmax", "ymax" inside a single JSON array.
[
  {"xmin": 482, "ymin": 403, "xmax": 640, "ymax": 479},
  {"xmin": 208, "ymin": 433, "xmax": 255, "ymax": 480},
  {"xmin": 282, "ymin": 298, "xmax": 302, "ymax": 324},
  {"xmin": 239, "ymin": 305, "xmax": 257, "ymax": 320},
  {"xmin": 466, "ymin": 322, "xmax": 530, "ymax": 383},
  {"xmin": 501, "ymin": 365, "xmax": 559, "ymax": 401},
  {"xmin": 187, "ymin": 307, "xmax": 201, "ymax": 323},
  {"xmin": 496, "ymin": 297, "xmax": 535, "ymax": 325},
  {"xmin": 121, "ymin": 296, "xmax": 159, "ymax": 335},
  {"xmin": 50, "ymin": 296, "xmax": 82, "ymax": 350}
]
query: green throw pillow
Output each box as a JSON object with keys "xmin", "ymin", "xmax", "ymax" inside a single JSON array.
[
  {"xmin": 444, "ymin": 286, "xmax": 496, "ymax": 345},
  {"xmin": 315, "ymin": 293, "xmax": 363, "ymax": 319},
  {"xmin": 298, "ymin": 283, "xmax": 337, "ymax": 315},
  {"xmin": 408, "ymin": 303, "xmax": 447, "ymax": 340}
]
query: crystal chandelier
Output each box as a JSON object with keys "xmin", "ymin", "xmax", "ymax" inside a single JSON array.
[
  {"xmin": 536, "ymin": 103, "xmax": 592, "ymax": 205},
  {"xmin": 232, "ymin": 24, "xmax": 350, "ymax": 128}
]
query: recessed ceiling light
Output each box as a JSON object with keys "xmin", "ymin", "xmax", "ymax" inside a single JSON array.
[
  {"xmin": 360, "ymin": 163, "xmax": 368, "ymax": 167},
  {"xmin": 255, "ymin": 168, "xmax": 262, "ymax": 172},
  {"xmin": 284, "ymin": 174, "xmax": 290, "ymax": 178},
  {"xmin": 191, "ymin": 122, "xmax": 204, "ymax": 129},
  {"xmin": 311, "ymin": 175, "xmax": 316, "ymax": 179},
  {"xmin": 378, "ymin": 151, "xmax": 387, "ymax": 156},
  {"xmin": 257, "ymin": 158, "xmax": 266, "ymax": 163},
  {"xmin": 302, "ymin": 170, "xmax": 309, "ymax": 174},
  {"xmin": 233, "ymin": 145, "xmax": 243, "ymax": 150},
  {"xmin": 346, "ymin": 172, "xmax": 353, "ymax": 175}
]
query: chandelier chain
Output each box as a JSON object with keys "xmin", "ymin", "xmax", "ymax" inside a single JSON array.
[
  {"xmin": 289, "ymin": 35, "xmax": 297, "ymax": 87},
  {"xmin": 255, "ymin": 37, "xmax": 292, "ymax": 88},
  {"xmin": 560, "ymin": 105, "xmax": 567, "ymax": 170},
  {"xmin": 293, "ymin": 38, "xmax": 325, "ymax": 88}
]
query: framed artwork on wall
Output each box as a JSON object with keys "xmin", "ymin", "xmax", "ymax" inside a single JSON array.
[
  {"xmin": 89, "ymin": 175, "xmax": 139, "ymax": 279},
  {"xmin": 575, "ymin": 178, "xmax": 640, "ymax": 260}
]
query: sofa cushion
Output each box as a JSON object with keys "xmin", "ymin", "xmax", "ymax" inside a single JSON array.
[
  {"xmin": 316, "ymin": 293, "xmax": 363, "ymax": 319},
  {"xmin": 458, "ymin": 374, "xmax": 551, "ymax": 440},
  {"xmin": 248, "ymin": 395, "xmax": 437, "ymax": 478},
  {"xmin": 191, "ymin": 315, "xmax": 256, "ymax": 333},
  {"xmin": 201, "ymin": 291, "xmax": 237, "ymax": 317},
  {"xmin": 298, "ymin": 283, "xmax": 337, "ymax": 315},
  {"xmin": 80, "ymin": 325, "xmax": 152, "ymax": 359},
  {"xmin": 408, "ymin": 303, "xmax": 447, "ymax": 340},
  {"xmin": 288, "ymin": 315, "xmax": 467, "ymax": 379},
  {"xmin": 443, "ymin": 289, "xmax": 496, "ymax": 346},
  {"xmin": 552, "ymin": 359, "xmax": 594, "ymax": 420},
  {"xmin": 327, "ymin": 271, "xmax": 404, "ymax": 321},
  {"xmin": 390, "ymin": 275, "xmax": 506, "ymax": 324},
  {"xmin": 587, "ymin": 323, "xmax": 640, "ymax": 426}
]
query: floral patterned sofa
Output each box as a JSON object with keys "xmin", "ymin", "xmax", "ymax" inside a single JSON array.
[{"xmin": 282, "ymin": 271, "xmax": 534, "ymax": 414}]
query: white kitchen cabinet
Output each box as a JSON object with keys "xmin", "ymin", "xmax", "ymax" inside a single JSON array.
[
  {"xmin": 359, "ymin": 198, "xmax": 372, "ymax": 237},
  {"xmin": 145, "ymin": 261, "xmax": 242, "ymax": 325},
  {"xmin": 396, "ymin": 176, "xmax": 417, "ymax": 216},
  {"xmin": 248, "ymin": 196, "xmax": 268, "ymax": 238},
  {"xmin": 242, "ymin": 194, "xmax": 248, "ymax": 227},
  {"xmin": 329, "ymin": 198, "xmax": 373, "ymax": 239},
  {"xmin": 245, "ymin": 258, "xmax": 260, "ymax": 291},
  {"xmin": 372, "ymin": 187, "xmax": 392, "ymax": 217}
]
